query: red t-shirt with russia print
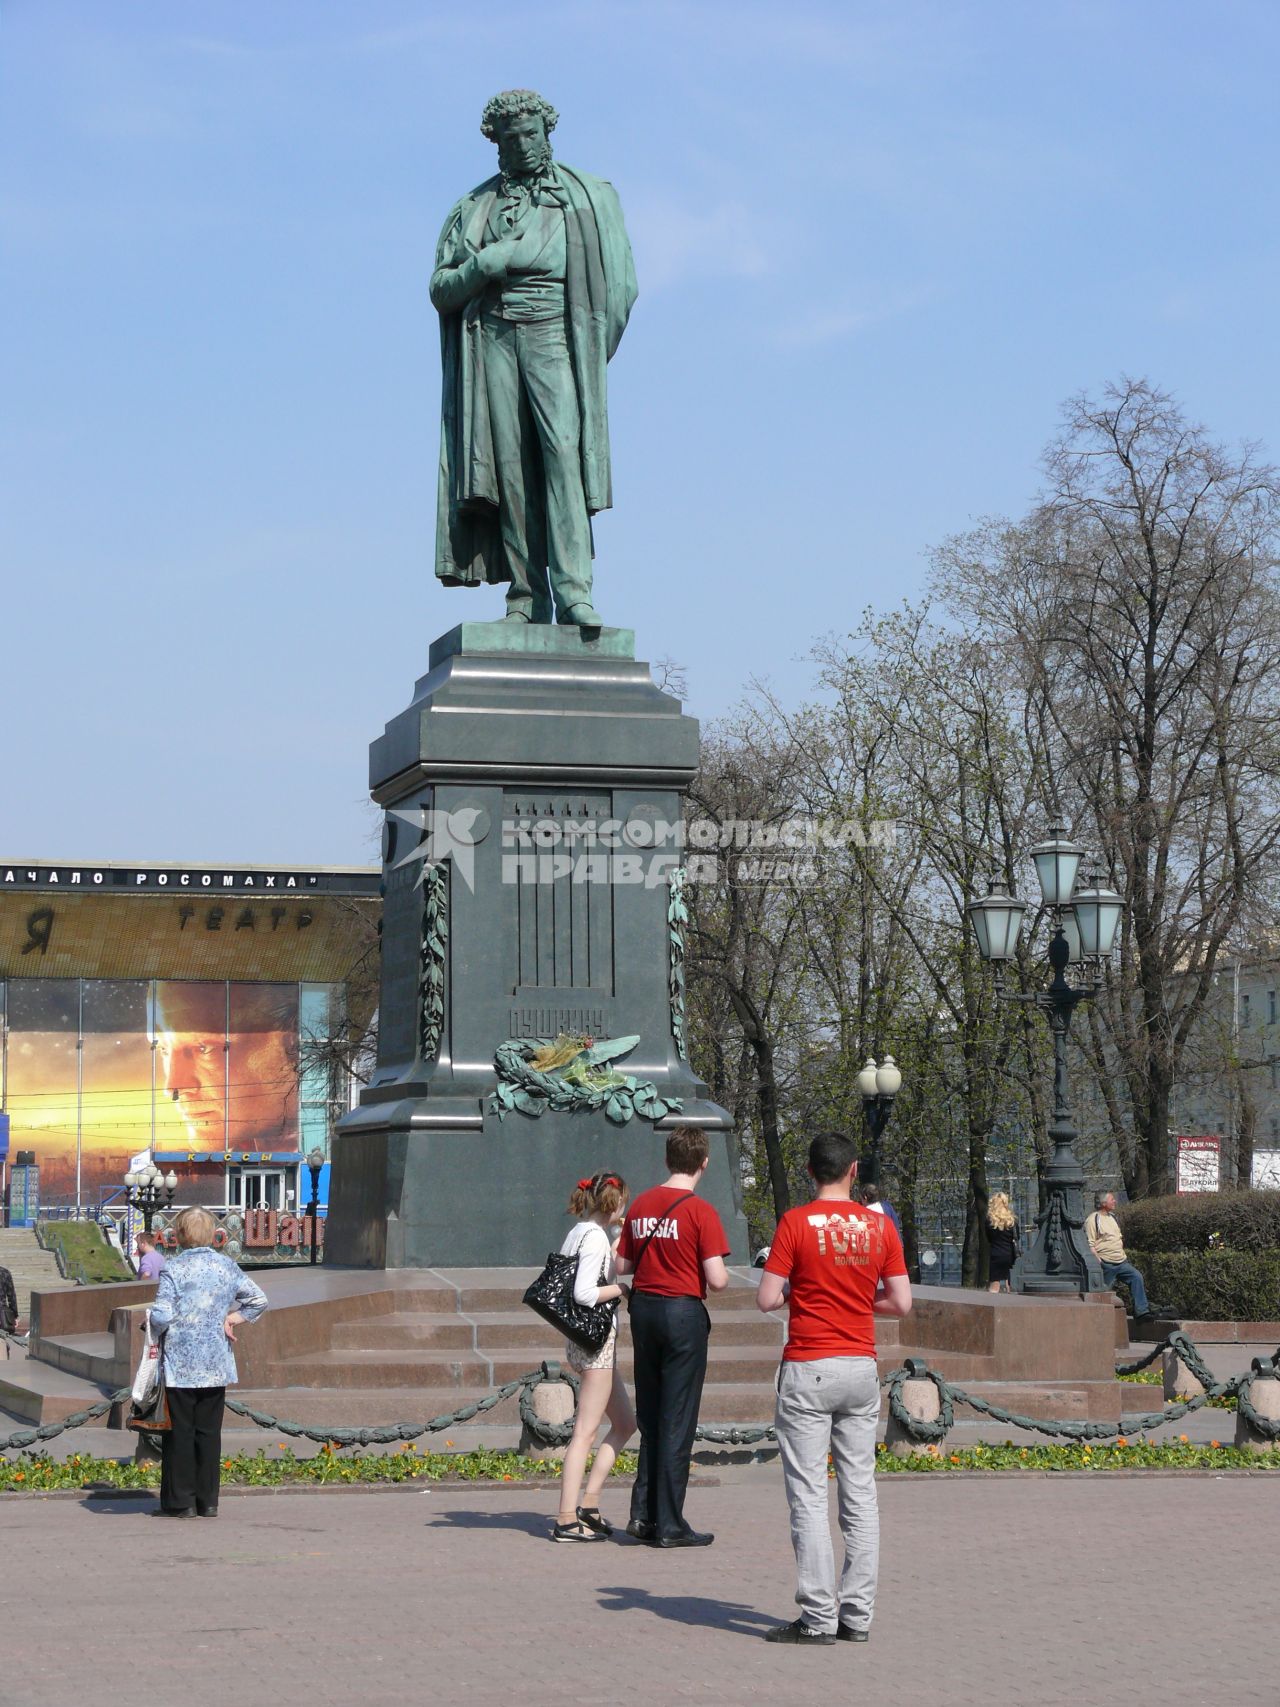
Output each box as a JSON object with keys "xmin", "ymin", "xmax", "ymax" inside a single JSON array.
[
  {"xmin": 764, "ymin": 1197, "xmax": 907, "ymax": 1361},
  {"xmin": 617, "ymin": 1186, "xmax": 730, "ymax": 1300}
]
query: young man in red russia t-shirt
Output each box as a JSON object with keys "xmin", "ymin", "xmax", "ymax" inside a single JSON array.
[
  {"xmin": 615, "ymin": 1125, "xmax": 730, "ymax": 1547},
  {"xmin": 757, "ymin": 1132, "xmax": 912, "ymax": 1645}
]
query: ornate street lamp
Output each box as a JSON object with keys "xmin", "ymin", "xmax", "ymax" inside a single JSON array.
[
  {"xmin": 856, "ymin": 1054, "xmax": 902, "ymax": 1188},
  {"xmin": 966, "ymin": 833, "xmax": 1125, "ymax": 1297},
  {"xmin": 305, "ymin": 1146, "xmax": 325, "ymax": 1266},
  {"xmin": 125, "ymin": 1161, "xmax": 176, "ymax": 1234}
]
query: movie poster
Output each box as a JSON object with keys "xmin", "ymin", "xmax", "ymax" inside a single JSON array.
[
  {"xmin": 81, "ymin": 980, "xmax": 152, "ymax": 1202},
  {"xmin": 229, "ymin": 982, "xmax": 299, "ymax": 1153},
  {"xmin": 4, "ymin": 978, "xmax": 304, "ymax": 1207},
  {"xmin": 153, "ymin": 980, "xmax": 299, "ymax": 1157},
  {"xmin": 153, "ymin": 981, "xmax": 228, "ymax": 1155},
  {"xmin": 6, "ymin": 981, "xmax": 80, "ymax": 1203}
]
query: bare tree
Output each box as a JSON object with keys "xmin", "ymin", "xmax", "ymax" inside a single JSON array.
[{"xmin": 937, "ymin": 379, "xmax": 1280, "ymax": 1195}]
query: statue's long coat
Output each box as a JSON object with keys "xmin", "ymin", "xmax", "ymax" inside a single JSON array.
[{"xmin": 430, "ymin": 163, "xmax": 638, "ymax": 588}]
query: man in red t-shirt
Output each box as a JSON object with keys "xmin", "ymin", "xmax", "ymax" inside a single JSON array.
[
  {"xmin": 615, "ymin": 1125, "xmax": 730, "ymax": 1547},
  {"xmin": 757, "ymin": 1132, "xmax": 911, "ymax": 1645}
]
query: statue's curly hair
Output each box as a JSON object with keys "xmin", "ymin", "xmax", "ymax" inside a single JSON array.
[{"xmin": 480, "ymin": 88, "xmax": 559, "ymax": 141}]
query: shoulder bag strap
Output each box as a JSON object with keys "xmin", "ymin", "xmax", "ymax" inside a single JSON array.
[{"xmin": 630, "ymin": 1192, "xmax": 697, "ymax": 1286}]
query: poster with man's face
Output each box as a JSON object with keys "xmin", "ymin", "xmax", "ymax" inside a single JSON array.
[{"xmin": 154, "ymin": 981, "xmax": 299, "ymax": 1154}]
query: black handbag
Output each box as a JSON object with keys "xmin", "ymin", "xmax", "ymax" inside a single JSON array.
[{"xmin": 523, "ymin": 1246, "xmax": 617, "ymax": 1353}]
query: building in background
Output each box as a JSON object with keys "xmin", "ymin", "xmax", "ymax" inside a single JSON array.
[
  {"xmin": 0, "ymin": 861, "xmax": 379, "ymax": 1220},
  {"xmin": 1171, "ymin": 957, "xmax": 1280, "ymax": 1191}
]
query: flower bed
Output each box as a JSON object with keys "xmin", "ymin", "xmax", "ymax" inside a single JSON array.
[{"xmin": 3, "ymin": 1439, "xmax": 1278, "ymax": 1493}]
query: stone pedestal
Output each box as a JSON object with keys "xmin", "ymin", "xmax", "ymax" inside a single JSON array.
[{"xmin": 327, "ymin": 623, "xmax": 744, "ymax": 1268}]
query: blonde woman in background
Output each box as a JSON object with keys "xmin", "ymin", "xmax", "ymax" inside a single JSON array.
[
  {"xmin": 985, "ymin": 1192, "xmax": 1019, "ymax": 1292},
  {"xmin": 552, "ymin": 1170, "xmax": 637, "ymax": 1542},
  {"xmin": 147, "ymin": 1207, "xmax": 268, "ymax": 1519}
]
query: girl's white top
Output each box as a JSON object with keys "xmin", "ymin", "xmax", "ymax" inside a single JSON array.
[{"xmin": 558, "ymin": 1218, "xmax": 615, "ymax": 1307}]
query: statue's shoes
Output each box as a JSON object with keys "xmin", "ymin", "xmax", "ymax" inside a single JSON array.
[
  {"xmin": 560, "ymin": 602, "xmax": 603, "ymax": 634},
  {"xmin": 503, "ymin": 609, "xmax": 532, "ymax": 623}
]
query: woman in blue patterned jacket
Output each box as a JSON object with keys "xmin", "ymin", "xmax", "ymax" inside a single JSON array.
[{"xmin": 147, "ymin": 1206, "xmax": 269, "ymax": 1518}]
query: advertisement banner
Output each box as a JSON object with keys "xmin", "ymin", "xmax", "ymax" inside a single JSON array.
[
  {"xmin": 1252, "ymin": 1150, "xmax": 1280, "ymax": 1190},
  {"xmin": 1175, "ymin": 1135, "xmax": 1221, "ymax": 1194},
  {"xmin": 6, "ymin": 977, "xmax": 307, "ymax": 1207}
]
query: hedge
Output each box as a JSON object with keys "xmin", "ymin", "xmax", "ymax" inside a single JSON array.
[
  {"xmin": 1118, "ymin": 1190, "xmax": 1280, "ymax": 1255},
  {"xmin": 1123, "ymin": 1248, "xmax": 1280, "ymax": 1322}
]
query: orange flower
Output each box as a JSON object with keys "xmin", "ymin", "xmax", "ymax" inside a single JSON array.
[
  {"xmin": 949, "ymin": 1454, "xmax": 960, "ymax": 1463},
  {"xmin": 1211, "ymin": 1440, "xmax": 1221, "ymax": 1449},
  {"xmin": 14, "ymin": 1471, "xmax": 25, "ymax": 1482},
  {"xmin": 1178, "ymin": 1434, "xmax": 1189, "ymax": 1443},
  {"xmin": 1116, "ymin": 1436, "xmax": 1128, "ymax": 1447},
  {"xmin": 501, "ymin": 1473, "xmax": 513, "ymax": 1481}
]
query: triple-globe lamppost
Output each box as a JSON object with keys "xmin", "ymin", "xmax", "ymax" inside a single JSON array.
[
  {"xmin": 966, "ymin": 826, "xmax": 1125, "ymax": 1297},
  {"xmin": 125, "ymin": 1160, "xmax": 177, "ymax": 1235}
]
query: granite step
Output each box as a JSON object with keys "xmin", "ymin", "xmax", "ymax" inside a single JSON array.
[
  {"xmin": 329, "ymin": 1314, "xmax": 477, "ymax": 1352},
  {"xmin": 0, "ymin": 1352, "xmax": 117, "ymax": 1426},
  {"xmin": 262, "ymin": 1342, "xmax": 790, "ymax": 1392},
  {"xmin": 0, "ymin": 1230, "xmax": 75, "ymax": 1321},
  {"xmin": 473, "ymin": 1310, "xmax": 786, "ymax": 1351},
  {"xmin": 31, "ymin": 1332, "xmax": 121, "ymax": 1387}
]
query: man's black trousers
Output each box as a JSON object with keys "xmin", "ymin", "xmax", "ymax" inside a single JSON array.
[
  {"xmin": 628, "ymin": 1292, "xmax": 710, "ymax": 1539},
  {"xmin": 161, "ymin": 1385, "xmax": 226, "ymax": 1514}
]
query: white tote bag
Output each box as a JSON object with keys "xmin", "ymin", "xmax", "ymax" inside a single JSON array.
[{"xmin": 131, "ymin": 1315, "xmax": 162, "ymax": 1406}]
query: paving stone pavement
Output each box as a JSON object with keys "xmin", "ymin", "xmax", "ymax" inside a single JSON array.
[{"xmin": 5, "ymin": 1469, "xmax": 1278, "ymax": 1706}]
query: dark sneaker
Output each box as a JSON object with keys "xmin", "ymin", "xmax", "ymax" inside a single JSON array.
[
  {"xmin": 625, "ymin": 1518, "xmax": 656, "ymax": 1541},
  {"xmin": 655, "ymin": 1530, "xmax": 714, "ymax": 1548},
  {"xmin": 148, "ymin": 1508, "xmax": 193, "ymax": 1519},
  {"xmin": 576, "ymin": 1505, "xmax": 613, "ymax": 1536},
  {"xmin": 836, "ymin": 1625, "xmax": 870, "ymax": 1643},
  {"xmin": 765, "ymin": 1619, "xmax": 836, "ymax": 1645}
]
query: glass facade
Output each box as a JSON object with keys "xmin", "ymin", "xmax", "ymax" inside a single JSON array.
[{"xmin": 0, "ymin": 978, "xmax": 343, "ymax": 1210}]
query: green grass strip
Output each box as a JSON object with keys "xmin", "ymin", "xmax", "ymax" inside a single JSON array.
[{"xmin": 3, "ymin": 1438, "xmax": 1278, "ymax": 1491}]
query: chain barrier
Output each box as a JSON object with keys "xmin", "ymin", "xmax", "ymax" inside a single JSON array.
[
  {"xmin": 888, "ymin": 1333, "xmax": 1280, "ymax": 1446},
  {"xmin": 3, "ymin": 1337, "xmax": 1278, "ymax": 1458}
]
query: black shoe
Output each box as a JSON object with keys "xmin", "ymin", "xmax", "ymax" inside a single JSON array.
[
  {"xmin": 196, "ymin": 1506, "xmax": 219, "ymax": 1519},
  {"xmin": 576, "ymin": 1505, "xmax": 613, "ymax": 1536},
  {"xmin": 149, "ymin": 1508, "xmax": 193, "ymax": 1519},
  {"xmin": 655, "ymin": 1530, "xmax": 714, "ymax": 1548},
  {"xmin": 625, "ymin": 1518, "xmax": 656, "ymax": 1542},
  {"xmin": 765, "ymin": 1618, "xmax": 836, "ymax": 1645},
  {"xmin": 551, "ymin": 1518, "xmax": 604, "ymax": 1543},
  {"xmin": 836, "ymin": 1625, "xmax": 870, "ymax": 1643}
]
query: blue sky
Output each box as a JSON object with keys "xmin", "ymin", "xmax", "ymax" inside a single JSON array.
[{"xmin": 3, "ymin": 1, "xmax": 1277, "ymax": 865}]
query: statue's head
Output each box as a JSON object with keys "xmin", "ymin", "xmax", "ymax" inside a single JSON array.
[{"xmin": 480, "ymin": 88, "xmax": 558, "ymax": 178}]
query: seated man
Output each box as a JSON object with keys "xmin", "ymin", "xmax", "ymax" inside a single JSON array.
[{"xmin": 1086, "ymin": 1192, "xmax": 1160, "ymax": 1323}]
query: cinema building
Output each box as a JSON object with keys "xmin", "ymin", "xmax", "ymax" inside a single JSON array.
[{"xmin": 0, "ymin": 861, "xmax": 379, "ymax": 1222}]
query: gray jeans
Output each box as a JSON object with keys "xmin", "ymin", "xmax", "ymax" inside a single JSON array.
[{"xmin": 774, "ymin": 1356, "xmax": 881, "ymax": 1634}]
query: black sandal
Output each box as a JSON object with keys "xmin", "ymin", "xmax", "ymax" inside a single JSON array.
[
  {"xmin": 576, "ymin": 1505, "xmax": 613, "ymax": 1536},
  {"xmin": 551, "ymin": 1518, "xmax": 604, "ymax": 1542}
]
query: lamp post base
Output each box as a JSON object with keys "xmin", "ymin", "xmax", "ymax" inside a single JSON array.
[{"xmin": 1010, "ymin": 1161, "xmax": 1105, "ymax": 1297}]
